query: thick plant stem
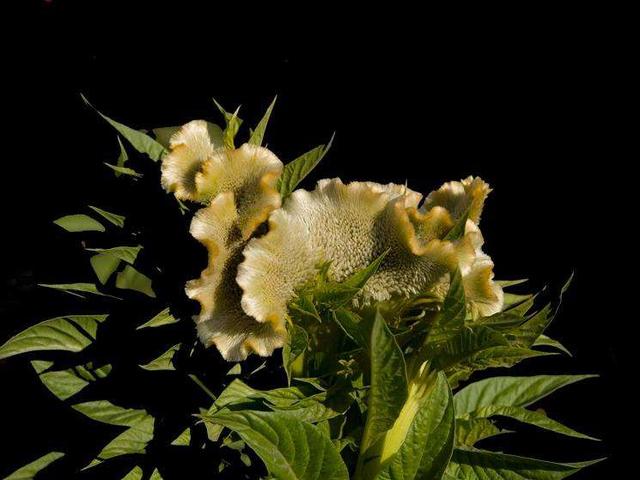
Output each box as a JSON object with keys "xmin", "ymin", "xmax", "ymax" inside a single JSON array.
[{"xmin": 355, "ymin": 362, "xmax": 437, "ymax": 479}]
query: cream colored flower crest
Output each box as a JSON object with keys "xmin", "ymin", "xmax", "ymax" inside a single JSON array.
[
  {"xmin": 237, "ymin": 179, "xmax": 459, "ymax": 330},
  {"xmin": 420, "ymin": 177, "xmax": 503, "ymax": 317},
  {"xmin": 162, "ymin": 120, "xmax": 286, "ymax": 360},
  {"xmin": 187, "ymin": 193, "xmax": 286, "ymax": 361}
]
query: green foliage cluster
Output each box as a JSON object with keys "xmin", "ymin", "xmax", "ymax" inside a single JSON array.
[{"xmin": 0, "ymin": 99, "xmax": 601, "ymax": 480}]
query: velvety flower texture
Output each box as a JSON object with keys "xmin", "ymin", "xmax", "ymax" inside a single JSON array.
[{"xmin": 161, "ymin": 121, "xmax": 503, "ymax": 360}]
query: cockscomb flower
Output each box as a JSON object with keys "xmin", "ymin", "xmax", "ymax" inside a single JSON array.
[
  {"xmin": 237, "ymin": 178, "xmax": 460, "ymax": 332},
  {"xmin": 420, "ymin": 176, "xmax": 503, "ymax": 317},
  {"xmin": 161, "ymin": 120, "xmax": 285, "ymax": 360}
]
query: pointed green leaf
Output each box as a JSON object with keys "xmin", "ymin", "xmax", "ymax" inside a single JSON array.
[
  {"xmin": 121, "ymin": 466, "xmax": 143, "ymax": 480},
  {"xmin": 116, "ymin": 265, "xmax": 155, "ymax": 297},
  {"xmin": 87, "ymin": 245, "xmax": 142, "ymax": 264},
  {"xmin": 139, "ymin": 343, "xmax": 180, "ymax": 371},
  {"xmin": 81, "ymin": 94, "xmax": 167, "ymax": 161},
  {"xmin": 207, "ymin": 410, "xmax": 349, "ymax": 480},
  {"xmin": 149, "ymin": 469, "xmax": 163, "ymax": 480},
  {"xmin": 454, "ymin": 375, "xmax": 598, "ymax": 415},
  {"xmin": 88, "ymin": 206, "xmax": 125, "ymax": 228},
  {"xmin": 136, "ymin": 307, "xmax": 179, "ymax": 329},
  {"xmin": 0, "ymin": 314, "xmax": 107, "ymax": 360},
  {"xmin": 32, "ymin": 361, "xmax": 112, "ymax": 401},
  {"xmin": 468, "ymin": 405, "xmax": 598, "ymax": 441},
  {"xmin": 533, "ymin": 334, "xmax": 572, "ymax": 356},
  {"xmin": 278, "ymin": 135, "xmax": 334, "ymax": 198},
  {"xmin": 438, "ymin": 268, "xmax": 466, "ymax": 329},
  {"xmin": 249, "ymin": 96, "xmax": 277, "ymax": 146},
  {"xmin": 360, "ymin": 310, "xmax": 408, "ymax": 454},
  {"xmin": 90, "ymin": 253, "xmax": 122, "ymax": 285},
  {"xmin": 282, "ymin": 324, "xmax": 309, "ymax": 383},
  {"xmin": 84, "ymin": 417, "xmax": 155, "ymax": 469},
  {"xmin": 72, "ymin": 401, "xmax": 150, "ymax": 427},
  {"xmin": 38, "ymin": 282, "xmax": 120, "ymax": 299},
  {"xmin": 213, "ymin": 99, "xmax": 243, "ymax": 149},
  {"xmin": 455, "ymin": 418, "xmax": 506, "ymax": 447},
  {"xmin": 53, "ymin": 214, "xmax": 105, "ymax": 233},
  {"xmin": 104, "ymin": 162, "xmax": 143, "ymax": 178},
  {"xmin": 444, "ymin": 210, "xmax": 469, "ymax": 241},
  {"xmin": 375, "ymin": 372, "xmax": 455, "ymax": 480},
  {"xmin": 3, "ymin": 451, "xmax": 65, "ymax": 480},
  {"xmin": 170, "ymin": 428, "xmax": 191, "ymax": 447},
  {"xmin": 445, "ymin": 448, "xmax": 603, "ymax": 480}
]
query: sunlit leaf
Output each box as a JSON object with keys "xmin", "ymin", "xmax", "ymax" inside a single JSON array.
[
  {"xmin": 31, "ymin": 360, "xmax": 112, "ymax": 401},
  {"xmin": 248, "ymin": 96, "xmax": 277, "ymax": 146},
  {"xmin": 121, "ymin": 466, "xmax": 143, "ymax": 480},
  {"xmin": 88, "ymin": 205, "xmax": 125, "ymax": 228},
  {"xmin": 116, "ymin": 265, "xmax": 155, "ymax": 297},
  {"xmin": 206, "ymin": 410, "xmax": 349, "ymax": 480},
  {"xmin": 0, "ymin": 314, "xmax": 108, "ymax": 360},
  {"xmin": 170, "ymin": 428, "xmax": 191, "ymax": 447},
  {"xmin": 72, "ymin": 401, "xmax": 150, "ymax": 427},
  {"xmin": 38, "ymin": 282, "xmax": 120, "ymax": 300},
  {"xmin": 139, "ymin": 343, "xmax": 180, "ymax": 371},
  {"xmin": 278, "ymin": 135, "xmax": 334, "ymax": 198},
  {"xmin": 84, "ymin": 417, "xmax": 155, "ymax": 469},
  {"xmin": 445, "ymin": 448, "xmax": 603, "ymax": 480},
  {"xmin": 53, "ymin": 214, "xmax": 104, "ymax": 233},
  {"xmin": 3, "ymin": 451, "xmax": 65, "ymax": 480},
  {"xmin": 81, "ymin": 94, "xmax": 167, "ymax": 161},
  {"xmin": 135, "ymin": 307, "xmax": 178, "ymax": 330}
]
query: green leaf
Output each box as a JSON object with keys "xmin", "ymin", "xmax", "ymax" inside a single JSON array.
[
  {"xmin": 282, "ymin": 324, "xmax": 309, "ymax": 383},
  {"xmin": 454, "ymin": 375, "xmax": 598, "ymax": 415},
  {"xmin": 533, "ymin": 334, "xmax": 572, "ymax": 356},
  {"xmin": 3, "ymin": 451, "xmax": 65, "ymax": 480},
  {"xmin": 149, "ymin": 469, "xmax": 163, "ymax": 480},
  {"xmin": 444, "ymin": 210, "xmax": 469, "ymax": 241},
  {"xmin": 38, "ymin": 282, "xmax": 120, "ymax": 299},
  {"xmin": 84, "ymin": 417, "xmax": 155, "ymax": 469},
  {"xmin": 104, "ymin": 136, "xmax": 132, "ymax": 178},
  {"xmin": 88, "ymin": 205, "xmax": 125, "ymax": 228},
  {"xmin": 72, "ymin": 401, "xmax": 150, "ymax": 427},
  {"xmin": 0, "ymin": 314, "xmax": 108, "ymax": 360},
  {"xmin": 375, "ymin": 372, "xmax": 455, "ymax": 480},
  {"xmin": 278, "ymin": 136, "xmax": 334, "ymax": 198},
  {"xmin": 360, "ymin": 310, "xmax": 408, "ymax": 454},
  {"xmin": 90, "ymin": 253, "xmax": 122, "ymax": 285},
  {"xmin": 87, "ymin": 245, "xmax": 142, "ymax": 264},
  {"xmin": 135, "ymin": 307, "xmax": 179, "ymax": 329},
  {"xmin": 213, "ymin": 99, "xmax": 243, "ymax": 149},
  {"xmin": 445, "ymin": 448, "xmax": 603, "ymax": 480},
  {"xmin": 116, "ymin": 265, "xmax": 155, "ymax": 297},
  {"xmin": 104, "ymin": 162, "xmax": 143, "ymax": 178},
  {"xmin": 207, "ymin": 410, "xmax": 349, "ymax": 480},
  {"xmin": 139, "ymin": 343, "xmax": 180, "ymax": 371},
  {"xmin": 496, "ymin": 279, "xmax": 529, "ymax": 288},
  {"xmin": 32, "ymin": 360, "xmax": 112, "ymax": 401},
  {"xmin": 332, "ymin": 308, "xmax": 368, "ymax": 350},
  {"xmin": 438, "ymin": 268, "xmax": 466, "ymax": 329},
  {"xmin": 81, "ymin": 94, "xmax": 167, "ymax": 161},
  {"xmin": 53, "ymin": 214, "xmax": 105, "ymax": 233},
  {"xmin": 249, "ymin": 96, "xmax": 277, "ymax": 146},
  {"xmin": 467, "ymin": 405, "xmax": 598, "ymax": 441},
  {"xmin": 121, "ymin": 466, "xmax": 143, "ymax": 480},
  {"xmin": 88, "ymin": 246, "xmax": 143, "ymax": 285},
  {"xmin": 170, "ymin": 428, "xmax": 191, "ymax": 447},
  {"xmin": 214, "ymin": 379, "xmax": 350, "ymax": 423},
  {"xmin": 427, "ymin": 325, "xmax": 508, "ymax": 370},
  {"xmin": 455, "ymin": 418, "xmax": 506, "ymax": 447}
]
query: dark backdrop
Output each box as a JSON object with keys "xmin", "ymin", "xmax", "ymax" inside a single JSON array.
[{"xmin": 2, "ymin": 2, "xmax": 628, "ymax": 478}]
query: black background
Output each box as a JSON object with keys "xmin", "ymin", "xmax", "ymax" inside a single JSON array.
[{"xmin": 1, "ymin": 1, "xmax": 629, "ymax": 478}]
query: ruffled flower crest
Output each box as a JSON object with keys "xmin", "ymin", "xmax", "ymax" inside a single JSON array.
[
  {"xmin": 161, "ymin": 120, "xmax": 285, "ymax": 360},
  {"xmin": 237, "ymin": 179, "xmax": 459, "ymax": 331},
  {"xmin": 420, "ymin": 176, "xmax": 503, "ymax": 317}
]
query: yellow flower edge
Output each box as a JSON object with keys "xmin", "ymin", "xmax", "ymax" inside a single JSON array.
[{"xmin": 237, "ymin": 178, "xmax": 459, "ymax": 331}]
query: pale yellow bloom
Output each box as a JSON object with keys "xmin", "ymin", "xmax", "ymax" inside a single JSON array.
[
  {"xmin": 237, "ymin": 179, "xmax": 458, "ymax": 331},
  {"xmin": 420, "ymin": 177, "xmax": 503, "ymax": 317},
  {"xmin": 161, "ymin": 121, "xmax": 286, "ymax": 360}
]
